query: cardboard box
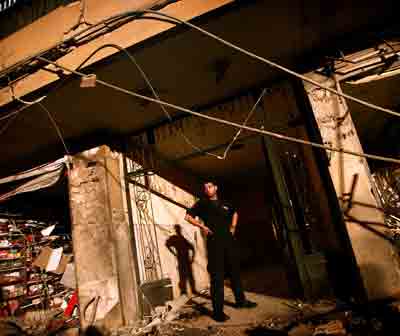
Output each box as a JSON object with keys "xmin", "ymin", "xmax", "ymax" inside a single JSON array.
[{"xmin": 33, "ymin": 247, "xmax": 66, "ymax": 273}]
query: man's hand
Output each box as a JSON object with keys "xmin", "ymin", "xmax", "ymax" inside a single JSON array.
[
  {"xmin": 202, "ymin": 226, "xmax": 213, "ymax": 236},
  {"xmin": 185, "ymin": 213, "xmax": 213, "ymax": 236},
  {"xmin": 168, "ymin": 248, "xmax": 177, "ymax": 257},
  {"xmin": 230, "ymin": 212, "xmax": 239, "ymax": 236}
]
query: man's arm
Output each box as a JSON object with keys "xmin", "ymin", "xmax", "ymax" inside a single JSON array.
[
  {"xmin": 230, "ymin": 211, "xmax": 239, "ymax": 235},
  {"xmin": 188, "ymin": 241, "xmax": 195, "ymax": 263},
  {"xmin": 185, "ymin": 213, "xmax": 213, "ymax": 236},
  {"xmin": 165, "ymin": 239, "xmax": 176, "ymax": 256}
]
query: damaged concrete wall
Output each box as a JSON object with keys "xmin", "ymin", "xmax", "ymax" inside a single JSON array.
[
  {"xmin": 68, "ymin": 145, "xmax": 140, "ymax": 330},
  {"xmin": 303, "ymin": 73, "xmax": 400, "ymax": 300},
  {"xmin": 125, "ymin": 158, "xmax": 209, "ymax": 299}
]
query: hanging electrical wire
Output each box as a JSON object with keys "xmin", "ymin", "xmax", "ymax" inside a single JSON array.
[
  {"xmin": 74, "ymin": 43, "xmax": 223, "ymax": 159},
  {"xmin": 2, "ymin": 8, "xmax": 400, "ymax": 121},
  {"xmin": 140, "ymin": 10, "xmax": 400, "ymax": 118},
  {"xmin": 36, "ymin": 56, "xmax": 400, "ymax": 165},
  {"xmin": 3, "ymin": 7, "xmax": 400, "ymax": 168},
  {"xmin": 8, "ymin": 83, "xmax": 46, "ymax": 105},
  {"xmin": 0, "ymin": 112, "xmax": 18, "ymax": 137},
  {"xmin": 38, "ymin": 102, "xmax": 70, "ymax": 155},
  {"xmin": 0, "ymin": 103, "xmax": 31, "ymax": 122},
  {"xmin": 4, "ymin": 82, "xmax": 70, "ymax": 156},
  {"xmin": 0, "ymin": 4, "xmax": 180, "ymax": 82},
  {"xmin": 70, "ymin": 43, "xmax": 268, "ymax": 160},
  {"xmin": 219, "ymin": 88, "xmax": 267, "ymax": 160},
  {"xmin": 2, "ymin": 8, "xmax": 400, "ymax": 127}
]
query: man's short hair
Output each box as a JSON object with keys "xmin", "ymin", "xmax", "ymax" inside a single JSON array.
[{"xmin": 202, "ymin": 178, "xmax": 219, "ymax": 186}]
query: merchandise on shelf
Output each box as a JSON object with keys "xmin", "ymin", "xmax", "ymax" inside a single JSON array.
[{"xmin": 0, "ymin": 215, "xmax": 75, "ymax": 318}]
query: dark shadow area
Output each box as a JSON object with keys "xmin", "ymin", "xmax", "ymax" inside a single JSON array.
[
  {"xmin": 188, "ymin": 299, "xmax": 213, "ymax": 318},
  {"xmin": 0, "ymin": 175, "xmax": 71, "ymax": 235},
  {"xmin": 194, "ymin": 291, "xmax": 236, "ymax": 308},
  {"xmin": 324, "ymin": 250, "xmax": 360, "ymax": 302},
  {"xmin": 221, "ymin": 175, "xmax": 293, "ymax": 299},
  {"xmin": 84, "ymin": 326, "xmax": 104, "ymax": 336},
  {"xmin": 0, "ymin": 320, "xmax": 26, "ymax": 336},
  {"xmin": 166, "ymin": 224, "xmax": 197, "ymax": 295},
  {"xmin": 246, "ymin": 326, "xmax": 288, "ymax": 336}
]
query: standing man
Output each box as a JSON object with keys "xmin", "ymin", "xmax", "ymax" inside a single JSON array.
[{"xmin": 185, "ymin": 180, "xmax": 256, "ymax": 322}]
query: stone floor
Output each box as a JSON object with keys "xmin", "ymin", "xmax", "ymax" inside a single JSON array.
[{"xmin": 162, "ymin": 288, "xmax": 336, "ymax": 336}]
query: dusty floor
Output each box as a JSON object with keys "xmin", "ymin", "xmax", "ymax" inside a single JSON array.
[
  {"xmin": 157, "ymin": 288, "xmax": 336, "ymax": 336},
  {"xmin": 180, "ymin": 291, "xmax": 295, "ymax": 327},
  {"xmin": 157, "ymin": 288, "xmax": 400, "ymax": 336}
]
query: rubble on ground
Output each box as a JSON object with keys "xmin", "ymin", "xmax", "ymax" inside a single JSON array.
[
  {"xmin": 246, "ymin": 298, "xmax": 400, "ymax": 336},
  {"xmin": 106, "ymin": 295, "xmax": 400, "ymax": 336},
  {"xmin": 3, "ymin": 292, "xmax": 399, "ymax": 336}
]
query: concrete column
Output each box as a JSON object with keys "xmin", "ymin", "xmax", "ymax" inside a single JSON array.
[
  {"xmin": 303, "ymin": 74, "xmax": 400, "ymax": 300},
  {"xmin": 68, "ymin": 145, "xmax": 140, "ymax": 331}
]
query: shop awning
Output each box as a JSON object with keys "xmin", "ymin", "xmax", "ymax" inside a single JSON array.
[{"xmin": 0, "ymin": 157, "xmax": 66, "ymax": 202}]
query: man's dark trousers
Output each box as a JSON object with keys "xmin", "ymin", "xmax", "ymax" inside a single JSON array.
[{"xmin": 207, "ymin": 235, "xmax": 245, "ymax": 315}]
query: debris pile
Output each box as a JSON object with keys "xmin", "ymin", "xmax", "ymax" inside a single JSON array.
[
  {"xmin": 0, "ymin": 215, "xmax": 78, "ymax": 334},
  {"xmin": 110, "ymin": 294, "xmax": 192, "ymax": 336},
  {"xmin": 248, "ymin": 299, "xmax": 400, "ymax": 336},
  {"xmin": 372, "ymin": 167, "xmax": 400, "ymax": 241}
]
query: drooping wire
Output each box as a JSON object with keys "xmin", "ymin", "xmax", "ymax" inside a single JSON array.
[
  {"xmin": 5, "ymin": 80, "xmax": 70, "ymax": 157},
  {"xmin": 37, "ymin": 56, "xmax": 400, "ymax": 165},
  {"xmin": 0, "ymin": 103, "xmax": 31, "ymax": 122},
  {"xmin": 2, "ymin": 82, "xmax": 47, "ymax": 138},
  {"xmin": 38, "ymin": 102, "xmax": 70, "ymax": 155},
  {"xmin": 218, "ymin": 88, "xmax": 267, "ymax": 160},
  {"xmin": 142, "ymin": 10, "xmax": 400, "ymax": 119},
  {"xmin": 4, "ymin": 10, "xmax": 400, "ymax": 164},
  {"xmin": 3, "ymin": 9, "xmax": 400, "ymax": 123},
  {"xmin": 0, "ymin": 5, "xmax": 179, "ymax": 80},
  {"xmin": 66, "ymin": 43, "xmax": 267, "ymax": 160},
  {"xmin": 8, "ymin": 83, "xmax": 46, "ymax": 105},
  {"xmin": 0, "ymin": 112, "xmax": 18, "ymax": 137}
]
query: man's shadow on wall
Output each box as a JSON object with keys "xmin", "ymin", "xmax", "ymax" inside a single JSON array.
[{"xmin": 166, "ymin": 224, "xmax": 198, "ymax": 296}]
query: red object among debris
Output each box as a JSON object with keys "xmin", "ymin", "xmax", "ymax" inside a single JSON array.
[{"xmin": 64, "ymin": 291, "xmax": 78, "ymax": 317}]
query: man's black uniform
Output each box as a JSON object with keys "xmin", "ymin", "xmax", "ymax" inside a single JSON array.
[{"xmin": 187, "ymin": 199, "xmax": 245, "ymax": 316}]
